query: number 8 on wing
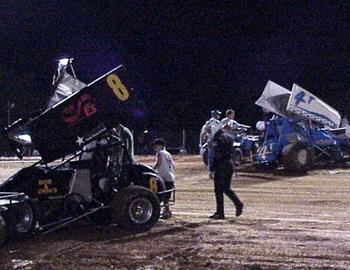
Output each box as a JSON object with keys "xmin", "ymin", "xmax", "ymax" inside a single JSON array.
[{"xmin": 106, "ymin": 73, "xmax": 130, "ymax": 101}]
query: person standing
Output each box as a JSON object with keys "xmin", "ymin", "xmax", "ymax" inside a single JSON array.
[
  {"xmin": 341, "ymin": 114, "xmax": 349, "ymax": 127},
  {"xmin": 209, "ymin": 124, "xmax": 244, "ymax": 219},
  {"xmin": 151, "ymin": 138, "xmax": 175, "ymax": 219},
  {"xmin": 201, "ymin": 109, "xmax": 222, "ymax": 178},
  {"xmin": 221, "ymin": 109, "xmax": 251, "ymax": 134},
  {"xmin": 220, "ymin": 109, "xmax": 235, "ymax": 127},
  {"xmin": 113, "ymin": 124, "xmax": 135, "ymax": 161}
]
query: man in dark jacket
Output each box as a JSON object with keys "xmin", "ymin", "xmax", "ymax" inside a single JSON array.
[{"xmin": 209, "ymin": 124, "xmax": 244, "ymax": 219}]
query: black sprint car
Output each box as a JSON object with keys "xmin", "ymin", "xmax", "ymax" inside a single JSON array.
[{"xmin": 0, "ymin": 59, "xmax": 174, "ymax": 246}]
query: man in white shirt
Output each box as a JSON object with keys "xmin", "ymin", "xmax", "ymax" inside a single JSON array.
[
  {"xmin": 221, "ymin": 109, "xmax": 250, "ymax": 135},
  {"xmin": 201, "ymin": 110, "xmax": 222, "ymax": 178},
  {"xmin": 151, "ymin": 138, "xmax": 175, "ymax": 219},
  {"xmin": 221, "ymin": 109, "xmax": 235, "ymax": 128}
]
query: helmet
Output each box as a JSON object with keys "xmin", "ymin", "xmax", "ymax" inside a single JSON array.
[{"xmin": 256, "ymin": 121, "xmax": 266, "ymax": 131}]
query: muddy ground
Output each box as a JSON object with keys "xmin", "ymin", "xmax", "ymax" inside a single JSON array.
[{"xmin": 0, "ymin": 156, "xmax": 350, "ymax": 270}]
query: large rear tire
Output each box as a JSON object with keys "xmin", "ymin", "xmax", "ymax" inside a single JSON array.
[
  {"xmin": 282, "ymin": 142, "xmax": 315, "ymax": 173},
  {"xmin": 111, "ymin": 185, "xmax": 160, "ymax": 232}
]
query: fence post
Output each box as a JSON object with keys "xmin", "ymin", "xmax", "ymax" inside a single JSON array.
[{"xmin": 180, "ymin": 129, "xmax": 187, "ymax": 154}]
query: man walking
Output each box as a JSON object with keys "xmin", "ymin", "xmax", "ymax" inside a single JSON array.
[{"xmin": 209, "ymin": 124, "xmax": 244, "ymax": 219}]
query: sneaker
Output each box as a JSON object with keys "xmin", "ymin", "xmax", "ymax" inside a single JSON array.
[
  {"xmin": 209, "ymin": 212, "xmax": 225, "ymax": 219},
  {"xmin": 236, "ymin": 203, "xmax": 244, "ymax": 217}
]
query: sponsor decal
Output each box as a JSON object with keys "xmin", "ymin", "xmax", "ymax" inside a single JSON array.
[
  {"xmin": 316, "ymin": 139, "xmax": 333, "ymax": 145},
  {"xmin": 149, "ymin": 177, "xmax": 158, "ymax": 193},
  {"xmin": 76, "ymin": 136, "xmax": 84, "ymax": 146},
  {"xmin": 37, "ymin": 179, "xmax": 58, "ymax": 195},
  {"xmin": 62, "ymin": 93, "xmax": 97, "ymax": 125}
]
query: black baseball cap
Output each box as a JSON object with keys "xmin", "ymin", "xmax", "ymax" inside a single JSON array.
[
  {"xmin": 211, "ymin": 109, "xmax": 222, "ymax": 116},
  {"xmin": 226, "ymin": 109, "xmax": 235, "ymax": 116},
  {"xmin": 150, "ymin": 138, "xmax": 165, "ymax": 147}
]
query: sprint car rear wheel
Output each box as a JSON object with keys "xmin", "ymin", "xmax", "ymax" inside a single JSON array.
[
  {"xmin": 282, "ymin": 142, "xmax": 315, "ymax": 173},
  {"xmin": 0, "ymin": 214, "xmax": 8, "ymax": 247},
  {"xmin": 7, "ymin": 202, "xmax": 36, "ymax": 237},
  {"xmin": 111, "ymin": 185, "xmax": 160, "ymax": 233}
]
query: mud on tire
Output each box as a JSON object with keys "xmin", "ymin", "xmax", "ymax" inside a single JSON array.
[
  {"xmin": 111, "ymin": 185, "xmax": 160, "ymax": 233},
  {"xmin": 282, "ymin": 142, "xmax": 315, "ymax": 173}
]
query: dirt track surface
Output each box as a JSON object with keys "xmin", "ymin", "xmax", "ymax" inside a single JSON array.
[{"xmin": 1, "ymin": 156, "xmax": 350, "ymax": 269}]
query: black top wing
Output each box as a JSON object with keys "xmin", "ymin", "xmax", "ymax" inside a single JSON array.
[{"xmin": 28, "ymin": 65, "xmax": 134, "ymax": 162}]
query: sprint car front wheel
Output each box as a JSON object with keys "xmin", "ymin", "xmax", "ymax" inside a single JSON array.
[
  {"xmin": 7, "ymin": 202, "xmax": 36, "ymax": 237},
  {"xmin": 111, "ymin": 185, "xmax": 160, "ymax": 233}
]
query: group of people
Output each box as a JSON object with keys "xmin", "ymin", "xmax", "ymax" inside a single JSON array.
[
  {"xmin": 200, "ymin": 109, "xmax": 244, "ymax": 219},
  {"xmin": 148, "ymin": 109, "xmax": 245, "ymax": 221}
]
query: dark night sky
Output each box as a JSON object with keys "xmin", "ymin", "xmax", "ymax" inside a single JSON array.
[{"xmin": 1, "ymin": 1, "xmax": 350, "ymax": 131}]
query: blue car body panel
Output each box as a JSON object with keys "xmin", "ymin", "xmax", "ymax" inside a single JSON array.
[{"xmin": 254, "ymin": 116, "xmax": 350, "ymax": 168}]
